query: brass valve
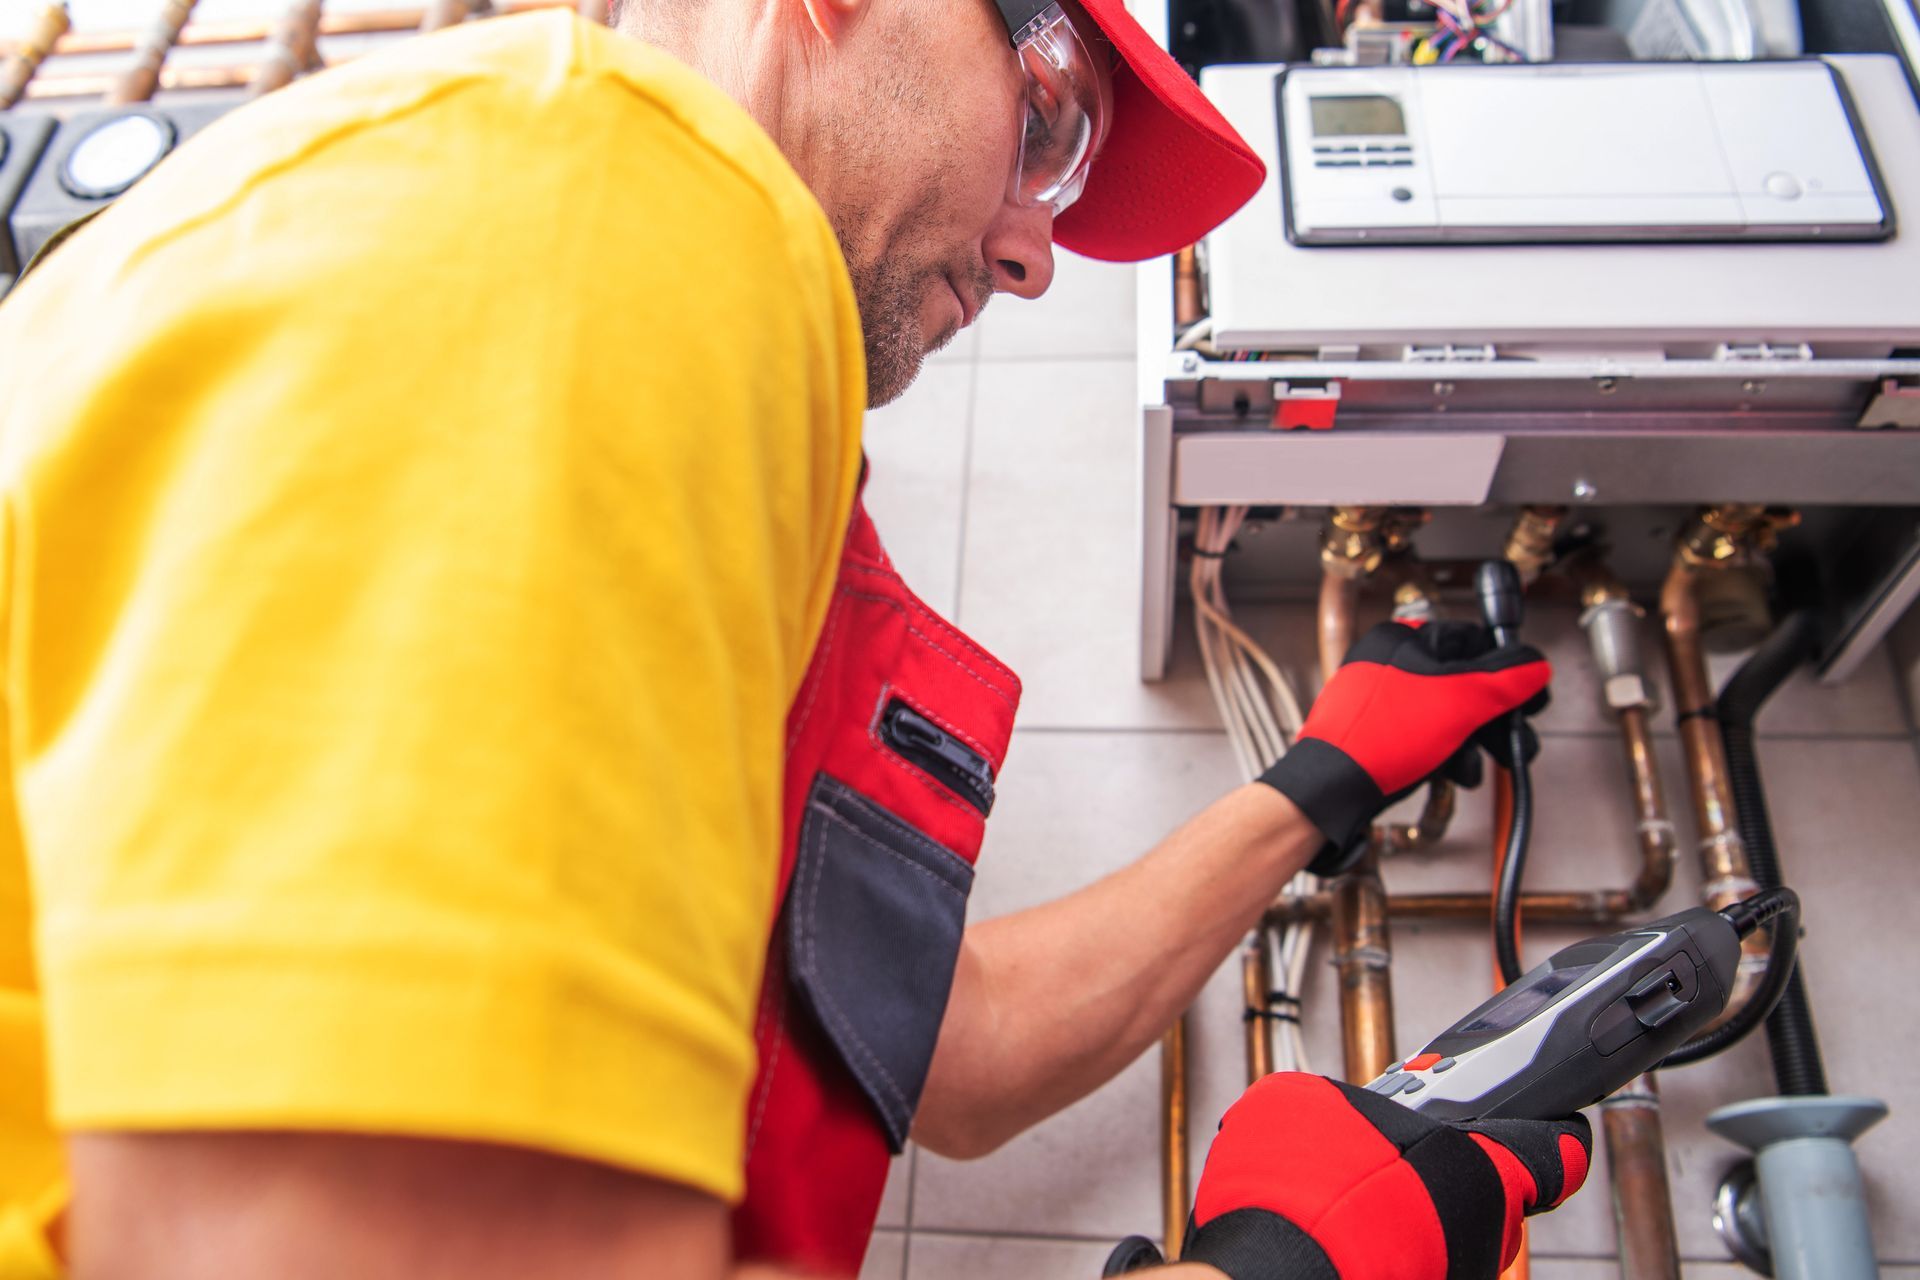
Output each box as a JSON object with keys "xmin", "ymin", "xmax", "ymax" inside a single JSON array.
[
  {"xmin": 1320, "ymin": 507, "xmax": 1388, "ymax": 579},
  {"xmin": 1677, "ymin": 505, "xmax": 1802, "ymax": 569},
  {"xmin": 1503, "ymin": 505, "xmax": 1568, "ymax": 585}
]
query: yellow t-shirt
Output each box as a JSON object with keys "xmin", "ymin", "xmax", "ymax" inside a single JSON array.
[{"xmin": 0, "ymin": 11, "xmax": 864, "ymax": 1272}]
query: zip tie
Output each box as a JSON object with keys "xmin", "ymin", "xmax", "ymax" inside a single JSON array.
[{"xmin": 1191, "ymin": 547, "xmax": 1230, "ymax": 560}]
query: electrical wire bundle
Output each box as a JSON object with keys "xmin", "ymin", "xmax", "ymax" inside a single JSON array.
[
  {"xmin": 1190, "ymin": 506, "xmax": 1317, "ymax": 1073},
  {"xmin": 1408, "ymin": 0, "xmax": 1524, "ymax": 62}
]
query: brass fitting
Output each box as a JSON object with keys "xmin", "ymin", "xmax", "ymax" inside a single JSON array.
[
  {"xmin": 1321, "ymin": 507, "xmax": 1389, "ymax": 579},
  {"xmin": 1503, "ymin": 505, "xmax": 1568, "ymax": 585},
  {"xmin": 1380, "ymin": 508, "xmax": 1430, "ymax": 556},
  {"xmin": 1677, "ymin": 504, "xmax": 1801, "ymax": 569}
]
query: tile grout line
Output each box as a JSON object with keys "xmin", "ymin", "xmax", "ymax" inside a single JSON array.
[{"xmin": 898, "ymin": 1144, "xmax": 918, "ymax": 1280}]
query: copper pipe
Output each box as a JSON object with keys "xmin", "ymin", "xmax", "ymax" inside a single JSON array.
[
  {"xmin": 1600, "ymin": 1075, "xmax": 1683, "ymax": 1280},
  {"xmin": 0, "ymin": 0, "xmax": 68, "ymax": 110},
  {"xmin": 1331, "ymin": 850, "xmax": 1396, "ymax": 1082},
  {"xmin": 107, "ymin": 0, "xmax": 201, "ymax": 105},
  {"xmin": 1174, "ymin": 246, "xmax": 1202, "ymax": 329},
  {"xmin": 1317, "ymin": 571, "xmax": 1360, "ymax": 686},
  {"xmin": 1662, "ymin": 554, "xmax": 1769, "ymax": 1016},
  {"xmin": 419, "ymin": 0, "xmax": 474, "ymax": 31},
  {"xmin": 1380, "ymin": 779, "xmax": 1456, "ymax": 854},
  {"xmin": 1615, "ymin": 706, "xmax": 1677, "ymax": 911},
  {"xmin": 1160, "ymin": 1017, "xmax": 1190, "ymax": 1258},
  {"xmin": 248, "ymin": 0, "xmax": 324, "ymax": 96},
  {"xmin": 1241, "ymin": 932, "xmax": 1274, "ymax": 1085},
  {"xmin": 47, "ymin": 0, "xmax": 564, "ymax": 55}
]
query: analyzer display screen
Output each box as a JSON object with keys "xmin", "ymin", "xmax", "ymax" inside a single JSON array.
[
  {"xmin": 1309, "ymin": 94, "xmax": 1407, "ymax": 138},
  {"xmin": 1457, "ymin": 965, "xmax": 1595, "ymax": 1036}
]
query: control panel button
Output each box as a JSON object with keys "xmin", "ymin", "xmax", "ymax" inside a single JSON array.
[
  {"xmin": 1367, "ymin": 1072, "xmax": 1415, "ymax": 1097},
  {"xmin": 1402, "ymin": 1078, "xmax": 1426, "ymax": 1094},
  {"xmin": 1404, "ymin": 1052, "xmax": 1444, "ymax": 1072},
  {"xmin": 1430, "ymin": 1057, "xmax": 1457, "ymax": 1073}
]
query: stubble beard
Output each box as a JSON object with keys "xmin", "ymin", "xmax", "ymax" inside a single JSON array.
[{"xmin": 844, "ymin": 249, "xmax": 947, "ymax": 409}]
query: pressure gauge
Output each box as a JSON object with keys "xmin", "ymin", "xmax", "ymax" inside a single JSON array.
[{"xmin": 60, "ymin": 111, "xmax": 176, "ymax": 201}]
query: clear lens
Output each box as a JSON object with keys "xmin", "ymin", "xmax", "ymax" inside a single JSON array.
[{"xmin": 1010, "ymin": 4, "xmax": 1105, "ymax": 214}]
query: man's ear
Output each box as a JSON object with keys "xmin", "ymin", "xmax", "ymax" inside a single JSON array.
[{"xmin": 798, "ymin": 0, "xmax": 867, "ymax": 44}]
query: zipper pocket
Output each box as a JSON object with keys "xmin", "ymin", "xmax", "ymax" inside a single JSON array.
[{"xmin": 880, "ymin": 700, "xmax": 996, "ymax": 817}]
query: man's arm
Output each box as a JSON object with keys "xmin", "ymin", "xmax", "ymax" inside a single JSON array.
[
  {"xmin": 68, "ymin": 1133, "xmax": 1229, "ymax": 1279},
  {"xmin": 914, "ymin": 784, "xmax": 1317, "ymax": 1158},
  {"xmin": 915, "ymin": 620, "xmax": 1552, "ymax": 1159}
]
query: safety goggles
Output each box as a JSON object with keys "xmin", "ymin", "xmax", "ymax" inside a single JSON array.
[{"xmin": 992, "ymin": 0, "xmax": 1109, "ymax": 215}]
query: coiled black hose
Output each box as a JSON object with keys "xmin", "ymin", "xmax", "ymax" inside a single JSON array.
[
  {"xmin": 1716, "ymin": 612, "xmax": 1829, "ymax": 1096},
  {"xmin": 1660, "ymin": 886, "xmax": 1800, "ymax": 1069}
]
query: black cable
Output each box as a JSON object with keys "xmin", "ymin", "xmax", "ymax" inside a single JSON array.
[
  {"xmin": 1494, "ymin": 718, "xmax": 1531, "ymax": 986},
  {"xmin": 1476, "ymin": 560, "xmax": 1531, "ymax": 987},
  {"xmin": 1716, "ymin": 612, "xmax": 1829, "ymax": 1096},
  {"xmin": 1660, "ymin": 887, "xmax": 1801, "ymax": 1069}
]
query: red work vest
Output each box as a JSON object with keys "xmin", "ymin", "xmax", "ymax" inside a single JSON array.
[{"xmin": 732, "ymin": 486, "xmax": 1021, "ymax": 1275}]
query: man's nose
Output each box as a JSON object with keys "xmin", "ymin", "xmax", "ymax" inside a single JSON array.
[{"xmin": 984, "ymin": 199, "xmax": 1056, "ymax": 300}]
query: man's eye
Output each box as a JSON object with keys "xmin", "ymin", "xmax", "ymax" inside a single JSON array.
[{"xmin": 1027, "ymin": 78, "xmax": 1063, "ymax": 131}]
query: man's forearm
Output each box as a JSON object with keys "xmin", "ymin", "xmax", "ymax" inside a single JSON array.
[{"xmin": 914, "ymin": 784, "xmax": 1318, "ymax": 1157}]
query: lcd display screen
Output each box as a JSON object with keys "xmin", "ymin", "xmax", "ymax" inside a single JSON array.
[
  {"xmin": 1309, "ymin": 94, "xmax": 1408, "ymax": 138},
  {"xmin": 1457, "ymin": 965, "xmax": 1595, "ymax": 1036}
]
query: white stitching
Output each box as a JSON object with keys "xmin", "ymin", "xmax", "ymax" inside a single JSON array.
[
  {"xmin": 817, "ymin": 802, "xmax": 969, "ymax": 900},
  {"xmin": 823, "ymin": 781, "xmax": 973, "ymax": 874},
  {"xmin": 797, "ymin": 810, "xmax": 913, "ymax": 1116},
  {"xmin": 875, "ymin": 683, "xmax": 1000, "ymax": 760},
  {"xmin": 840, "ymin": 587, "xmax": 1018, "ymax": 711},
  {"xmin": 864, "ymin": 685, "xmax": 988, "ymax": 819},
  {"xmin": 841, "ymin": 565, "xmax": 1021, "ymax": 696}
]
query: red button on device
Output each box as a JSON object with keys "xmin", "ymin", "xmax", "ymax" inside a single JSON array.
[{"xmin": 1404, "ymin": 1053, "xmax": 1443, "ymax": 1072}]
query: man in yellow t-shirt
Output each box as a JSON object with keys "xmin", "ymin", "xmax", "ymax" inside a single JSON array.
[{"xmin": 0, "ymin": 0, "xmax": 1591, "ymax": 1276}]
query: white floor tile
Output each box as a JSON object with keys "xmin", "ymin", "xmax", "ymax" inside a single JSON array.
[
  {"xmin": 877, "ymin": 1149, "xmax": 912, "ymax": 1229},
  {"xmin": 975, "ymin": 251, "xmax": 1137, "ymax": 362},
  {"xmin": 971, "ymin": 729, "xmax": 1241, "ymax": 922},
  {"xmin": 959, "ymin": 359, "xmax": 1220, "ymax": 730},
  {"xmin": 916, "ymin": 728, "xmax": 1239, "ymax": 1241},
  {"xmin": 905, "ymin": 1233, "xmax": 1124, "ymax": 1279},
  {"xmin": 1521, "ymin": 1259, "xmax": 1621, "ymax": 1279},
  {"xmin": 913, "ymin": 1050, "xmax": 1161, "ymax": 1241},
  {"xmin": 863, "ymin": 361, "xmax": 974, "ymax": 617},
  {"xmin": 861, "ymin": 1228, "xmax": 907, "ymax": 1280},
  {"xmin": 926, "ymin": 324, "xmax": 981, "ymax": 365}
]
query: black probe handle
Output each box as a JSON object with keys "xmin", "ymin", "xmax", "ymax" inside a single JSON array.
[{"xmin": 1476, "ymin": 559, "xmax": 1525, "ymax": 646}]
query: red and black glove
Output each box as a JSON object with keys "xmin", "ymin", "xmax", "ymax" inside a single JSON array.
[
  {"xmin": 1258, "ymin": 620, "xmax": 1550, "ymax": 876},
  {"xmin": 1182, "ymin": 1072, "xmax": 1590, "ymax": 1280}
]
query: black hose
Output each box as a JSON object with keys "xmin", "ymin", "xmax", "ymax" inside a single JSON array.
[
  {"xmin": 1660, "ymin": 887, "xmax": 1801, "ymax": 1069},
  {"xmin": 1494, "ymin": 720, "xmax": 1531, "ymax": 986},
  {"xmin": 1477, "ymin": 560, "xmax": 1531, "ymax": 987},
  {"xmin": 1716, "ymin": 611, "xmax": 1829, "ymax": 1096}
]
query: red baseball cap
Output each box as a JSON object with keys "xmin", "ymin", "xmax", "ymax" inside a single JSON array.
[{"xmin": 1048, "ymin": 0, "xmax": 1266, "ymax": 262}]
